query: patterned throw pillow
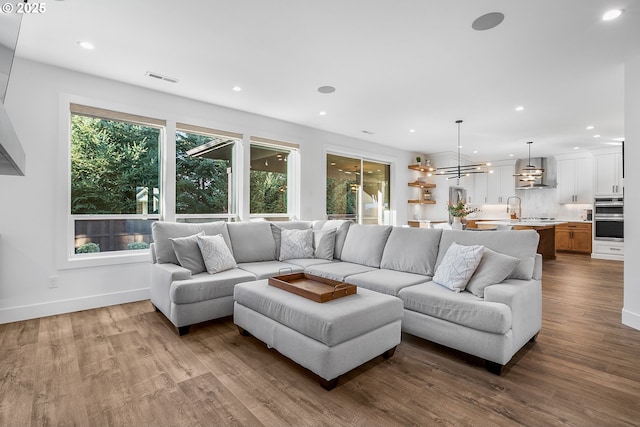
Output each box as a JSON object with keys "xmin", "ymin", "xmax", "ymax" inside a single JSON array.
[
  {"xmin": 279, "ymin": 229, "xmax": 314, "ymax": 261},
  {"xmin": 433, "ymin": 243, "xmax": 484, "ymax": 292},
  {"xmin": 197, "ymin": 234, "xmax": 237, "ymax": 274}
]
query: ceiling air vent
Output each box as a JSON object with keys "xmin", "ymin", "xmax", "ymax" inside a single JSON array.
[{"xmin": 145, "ymin": 71, "xmax": 179, "ymax": 83}]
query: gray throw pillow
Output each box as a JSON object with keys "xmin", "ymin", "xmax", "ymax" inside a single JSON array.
[
  {"xmin": 313, "ymin": 228, "xmax": 336, "ymax": 260},
  {"xmin": 433, "ymin": 243, "xmax": 484, "ymax": 292},
  {"xmin": 279, "ymin": 229, "xmax": 314, "ymax": 261},
  {"xmin": 197, "ymin": 234, "xmax": 237, "ymax": 274},
  {"xmin": 169, "ymin": 232, "xmax": 206, "ymax": 274},
  {"xmin": 466, "ymin": 248, "xmax": 520, "ymax": 298}
]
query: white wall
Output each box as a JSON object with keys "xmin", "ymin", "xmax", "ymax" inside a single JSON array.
[
  {"xmin": 623, "ymin": 54, "xmax": 640, "ymax": 331},
  {"xmin": 0, "ymin": 58, "xmax": 411, "ymax": 323}
]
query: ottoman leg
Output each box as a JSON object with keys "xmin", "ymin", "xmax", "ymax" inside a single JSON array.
[
  {"xmin": 382, "ymin": 346, "xmax": 397, "ymax": 359},
  {"xmin": 319, "ymin": 377, "xmax": 339, "ymax": 391},
  {"xmin": 237, "ymin": 326, "xmax": 251, "ymax": 336}
]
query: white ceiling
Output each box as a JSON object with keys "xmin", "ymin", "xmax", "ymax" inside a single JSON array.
[{"xmin": 15, "ymin": 0, "xmax": 640, "ymax": 161}]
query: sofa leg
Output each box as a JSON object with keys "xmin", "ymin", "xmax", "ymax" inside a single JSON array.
[
  {"xmin": 485, "ymin": 361, "xmax": 504, "ymax": 376},
  {"xmin": 178, "ymin": 325, "xmax": 191, "ymax": 336},
  {"xmin": 237, "ymin": 326, "xmax": 251, "ymax": 336},
  {"xmin": 529, "ymin": 332, "xmax": 539, "ymax": 343},
  {"xmin": 382, "ymin": 346, "xmax": 397, "ymax": 359},
  {"xmin": 319, "ymin": 377, "xmax": 339, "ymax": 391}
]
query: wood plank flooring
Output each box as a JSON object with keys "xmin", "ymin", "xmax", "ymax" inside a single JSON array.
[{"xmin": 1, "ymin": 254, "xmax": 638, "ymax": 426}]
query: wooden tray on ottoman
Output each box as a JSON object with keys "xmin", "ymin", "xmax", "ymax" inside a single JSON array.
[{"xmin": 268, "ymin": 273, "xmax": 357, "ymax": 303}]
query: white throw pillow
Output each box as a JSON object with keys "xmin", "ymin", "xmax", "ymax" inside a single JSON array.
[
  {"xmin": 466, "ymin": 248, "xmax": 520, "ymax": 298},
  {"xmin": 279, "ymin": 229, "xmax": 314, "ymax": 261},
  {"xmin": 197, "ymin": 234, "xmax": 237, "ymax": 274},
  {"xmin": 169, "ymin": 231, "xmax": 206, "ymax": 274},
  {"xmin": 313, "ymin": 228, "xmax": 336, "ymax": 260},
  {"xmin": 433, "ymin": 243, "xmax": 484, "ymax": 292}
]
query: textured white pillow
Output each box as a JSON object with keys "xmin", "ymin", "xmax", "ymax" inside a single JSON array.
[
  {"xmin": 169, "ymin": 231, "xmax": 206, "ymax": 274},
  {"xmin": 197, "ymin": 234, "xmax": 237, "ymax": 274},
  {"xmin": 433, "ymin": 243, "xmax": 484, "ymax": 292},
  {"xmin": 313, "ymin": 228, "xmax": 336, "ymax": 260},
  {"xmin": 466, "ymin": 248, "xmax": 520, "ymax": 298},
  {"xmin": 279, "ymin": 229, "xmax": 314, "ymax": 261}
]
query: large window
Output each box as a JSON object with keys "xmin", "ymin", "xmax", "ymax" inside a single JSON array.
[
  {"xmin": 250, "ymin": 138, "xmax": 299, "ymax": 219},
  {"xmin": 326, "ymin": 153, "xmax": 390, "ymax": 224},
  {"xmin": 175, "ymin": 124, "xmax": 239, "ymax": 222},
  {"xmin": 70, "ymin": 104, "xmax": 164, "ymax": 254}
]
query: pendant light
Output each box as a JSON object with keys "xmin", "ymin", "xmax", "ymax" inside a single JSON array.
[
  {"xmin": 432, "ymin": 120, "xmax": 491, "ymax": 184},
  {"xmin": 514, "ymin": 141, "xmax": 544, "ymax": 183}
]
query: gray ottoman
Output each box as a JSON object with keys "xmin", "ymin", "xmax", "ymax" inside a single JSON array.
[{"xmin": 233, "ymin": 279, "xmax": 403, "ymax": 389}]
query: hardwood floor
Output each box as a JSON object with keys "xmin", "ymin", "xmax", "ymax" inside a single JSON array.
[{"xmin": 1, "ymin": 254, "xmax": 638, "ymax": 426}]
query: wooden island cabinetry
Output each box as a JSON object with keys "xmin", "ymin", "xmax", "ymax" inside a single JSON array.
[{"xmin": 555, "ymin": 222, "xmax": 592, "ymax": 254}]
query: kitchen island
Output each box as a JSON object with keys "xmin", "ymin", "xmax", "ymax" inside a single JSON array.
[{"xmin": 474, "ymin": 220, "xmax": 568, "ymax": 260}]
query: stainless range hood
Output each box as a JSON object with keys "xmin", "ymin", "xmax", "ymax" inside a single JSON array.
[{"xmin": 515, "ymin": 157, "xmax": 556, "ymax": 189}]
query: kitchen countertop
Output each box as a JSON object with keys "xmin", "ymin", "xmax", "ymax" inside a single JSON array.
[{"xmin": 475, "ymin": 220, "xmax": 568, "ymax": 227}]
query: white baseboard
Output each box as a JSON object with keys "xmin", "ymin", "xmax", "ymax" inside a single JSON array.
[
  {"xmin": 622, "ymin": 308, "xmax": 640, "ymax": 331},
  {"xmin": 0, "ymin": 288, "xmax": 150, "ymax": 324}
]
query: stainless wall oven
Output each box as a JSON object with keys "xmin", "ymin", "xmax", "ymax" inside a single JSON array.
[{"xmin": 593, "ymin": 196, "xmax": 623, "ymax": 241}]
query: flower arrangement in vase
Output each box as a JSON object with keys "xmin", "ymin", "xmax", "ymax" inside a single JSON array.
[{"xmin": 447, "ymin": 201, "xmax": 479, "ymax": 230}]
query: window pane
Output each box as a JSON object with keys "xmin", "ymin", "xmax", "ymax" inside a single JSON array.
[
  {"xmin": 362, "ymin": 160, "xmax": 390, "ymax": 224},
  {"xmin": 71, "ymin": 114, "xmax": 161, "ymax": 215},
  {"xmin": 74, "ymin": 218, "xmax": 155, "ymax": 253},
  {"xmin": 250, "ymin": 144, "xmax": 289, "ymax": 214},
  {"xmin": 326, "ymin": 154, "xmax": 359, "ymax": 221},
  {"xmin": 176, "ymin": 130, "xmax": 236, "ymax": 215}
]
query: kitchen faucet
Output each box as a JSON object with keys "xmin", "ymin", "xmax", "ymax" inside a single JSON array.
[{"xmin": 507, "ymin": 196, "xmax": 521, "ymax": 220}]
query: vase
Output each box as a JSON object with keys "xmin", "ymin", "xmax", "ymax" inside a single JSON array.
[{"xmin": 452, "ymin": 216, "xmax": 463, "ymax": 231}]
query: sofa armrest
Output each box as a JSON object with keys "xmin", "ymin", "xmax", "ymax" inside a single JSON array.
[
  {"xmin": 484, "ymin": 278, "xmax": 542, "ymax": 348},
  {"xmin": 150, "ymin": 263, "xmax": 192, "ymax": 315}
]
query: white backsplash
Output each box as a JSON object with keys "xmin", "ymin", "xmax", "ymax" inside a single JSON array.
[{"xmin": 470, "ymin": 188, "xmax": 592, "ymax": 221}]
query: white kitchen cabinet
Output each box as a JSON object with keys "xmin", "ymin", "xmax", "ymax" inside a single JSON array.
[
  {"xmin": 595, "ymin": 150, "xmax": 623, "ymax": 195},
  {"xmin": 468, "ymin": 173, "xmax": 488, "ymax": 204},
  {"xmin": 486, "ymin": 164, "xmax": 515, "ymax": 204},
  {"xmin": 557, "ymin": 156, "xmax": 593, "ymax": 203},
  {"xmin": 592, "ymin": 240, "xmax": 624, "ymax": 261}
]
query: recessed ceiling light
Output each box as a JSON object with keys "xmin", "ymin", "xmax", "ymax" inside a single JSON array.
[
  {"xmin": 515, "ymin": 106, "xmax": 525, "ymax": 112},
  {"xmin": 509, "ymin": 154, "xmax": 514, "ymax": 157},
  {"xmin": 409, "ymin": 129, "xmax": 415, "ymax": 133},
  {"xmin": 573, "ymin": 146, "xmax": 580, "ymax": 150},
  {"xmin": 317, "ymin": 86, "xmax": 336, "ymax": 94},
  {"xmin": 602, "ymin": 9, "xmax": 624, "ymax": 21},
  {"xmin": 594, "ymin": 134, "xmax": 601, "ymax": 138},
  {"xmin": 472, "ymin": 12, "xmax": 505, "ymax": 31},
  {"xmin": 232, "ymin": 86, "xmax": 242, "ymax": 92},
  {"xmin": 78, "ymin": 41, "xmax": 95, "ymax": 50},
  {"xmin": 586, "ymin": 125, "xmax": 595, "ymax": 130},
  {"xmin": 319, "ymin": 111, "xmax": 327, "ymax": 116},
  {"xmin": 473, "ymin": 150, "xmax": 479, "ymax": 154},
  {"xmin": 330, "ymin": 162, "xmax": 336, "ymax": 166}
]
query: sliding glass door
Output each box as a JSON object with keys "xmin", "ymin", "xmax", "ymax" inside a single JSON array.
[{"xmin": 326, "ymin": 154, "xmax": 390, "ymax": 224}]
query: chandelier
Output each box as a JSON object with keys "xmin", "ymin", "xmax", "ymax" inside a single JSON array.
[
  {"xmin": 429, "ymin": 120, "xmax": 491, "ymax": 184},
  {"xmin": 513, "ymin": 141, "xmax": 544, "ymax": 182}
]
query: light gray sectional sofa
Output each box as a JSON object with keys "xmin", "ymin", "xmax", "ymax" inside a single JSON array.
[{"xmin": 150, "ymin": 219, "xmax": 542, "ymax": 374}]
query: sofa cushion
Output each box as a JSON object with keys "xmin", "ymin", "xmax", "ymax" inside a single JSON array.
[
  {"xmin": 152, "ymin": 221, "xmax": 231, "ymax": 265},
  {"xmin": 433, "ymin": 243, "xmax": 484, "ymax": 292},
  {"xmin": 313, "ymin": 220, "xmax": 352, "ymax": 259},
  {"xmin": 466, "ymin": 248, "xmax": 521, "ymax": 298},
  {"xmin": 170, "ymin": 268, "xmax": 256, "ymax": 304},
  {"xmin": 237, "ymin": 261, "xmax": 304, "ymax": 280},
  {"xmin": 305, "ymin": 261, "xmax": 377, "ymax": 282},
  {"xmin": 169, "ymin": 231, "xmax": 206, "ymax": 274},
  {"xmin": 398, "ymin": 281, "xmax": 513, "ymax": 334},
  {"xmin": 313, "ymin": 228, "xmax": 336, "ymax": 260},
  {"xmin": 380, "ymin": 227, "xmax": 442, "ymax": 276},
  {"xmin": 340, "ymin": 224, "xmax": 392, "ymax": 268},
  {"xmin": 281, "ymin": 258, "xmax": 335, "ymax": 269},
  {"xmin": 234, "ymin": 280, "xmax": 404, "ymax": 347},
  {"xmin": 270, "ymin": 221, "xmax": 313, "ymax": 259},
  {"xmin": 437, "ymin": 230, "xmax": 539, "ymax": 280},
  {"xmin": 197, "ymin": 234, "xmax": 237, "ymax": 274},
  {"xmin": 227, "ymin": 222, "xmax": 277, "ymax": 263},
  {"xmin": 345, "ymin": 269, "xmax": 430, "ymax": 296},
  {"xmin": 279, "ymin": 229, "xmax": 314, "ymax": 261}
]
